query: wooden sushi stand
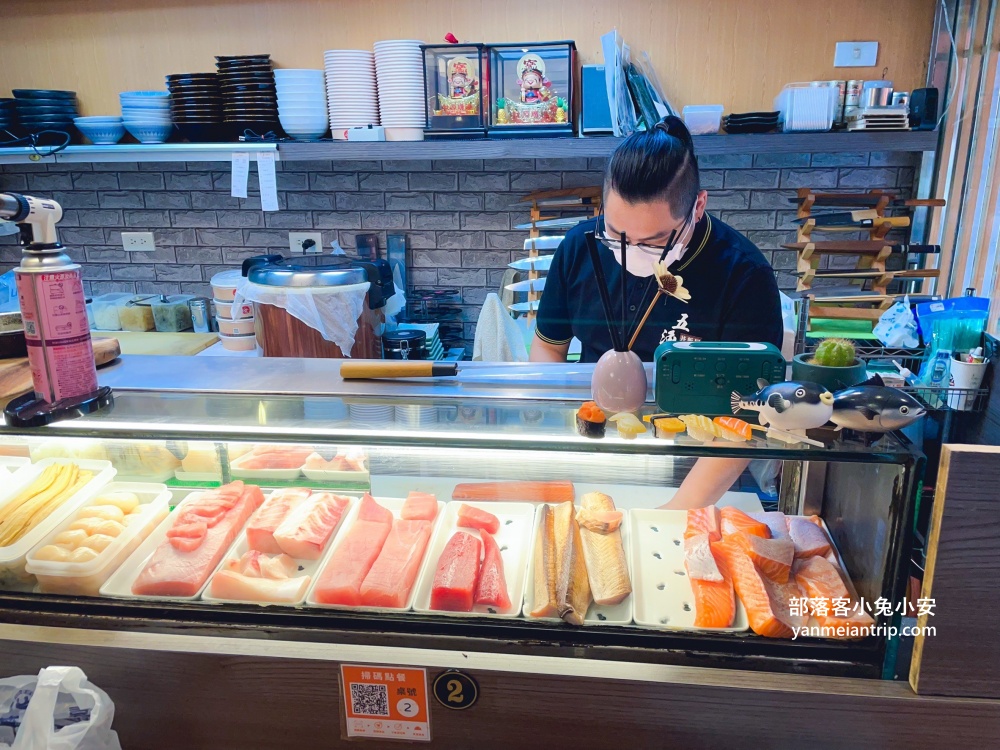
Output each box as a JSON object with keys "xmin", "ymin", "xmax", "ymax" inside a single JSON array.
[{"xmin": 0, "ymin": 357, "xmax": 996, "ymax": 749}]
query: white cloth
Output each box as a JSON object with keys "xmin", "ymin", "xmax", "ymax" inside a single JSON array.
[{"xmin": 473, "ymin": 293, "xmax": 528, "ymax": 362}]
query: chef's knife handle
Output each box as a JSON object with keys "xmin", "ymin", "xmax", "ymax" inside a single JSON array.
[
  {"xmin": 903, "ymin": 199, "xmax": 947, "ymax": 207},
  {"xmin": 339, "ymin": 360, "xmax": 459, "ymax": 379}
]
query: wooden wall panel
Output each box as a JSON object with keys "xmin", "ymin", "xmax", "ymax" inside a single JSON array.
[{"xmin": 0, "ymin": 0, "xmax": 936, "ymax": 116}]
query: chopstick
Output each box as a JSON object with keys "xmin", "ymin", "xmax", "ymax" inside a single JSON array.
[
  {"xmin": 619, "ymin": 231, "xmax": 627, "ymax": 353},
  {"xmin": 584, "ymin": 231, "xmax": 623, "ymax": 351},
  {"xmin": 626, "ymin": 228, "xmax": 678, "ymax": 352}
]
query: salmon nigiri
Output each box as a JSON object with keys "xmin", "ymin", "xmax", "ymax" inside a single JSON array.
[{"xmin": 720, "ymin": 507, "xmax": 770, "ymax": 539}]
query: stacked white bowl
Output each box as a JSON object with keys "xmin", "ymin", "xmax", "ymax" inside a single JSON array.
[
  {"xmin": 275, "ymin": 69, "xmax": 329, "ymax": 141},
  {"xmin": 373, "ymin": 40, "xmax": 426, "ymax": 140},
  {"xmin": 119, "ymin": 91, "xmax": 173, "ymax": 144},
  {"xmin": 323, "ymin": 49, "xmax": 380, "ymax": 138}
]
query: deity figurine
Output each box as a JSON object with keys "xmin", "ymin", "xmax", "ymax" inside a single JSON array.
[
  {"xmin": 435, "ymin": 55, "xmax": 479, "ymax": 116},
  {"xmin": 517, "ymin": 55, "xmax": 551, "ymax": 104},
  {"xmin": 495, "ymin": 52, "xmax": 569, "ymax": 127}
]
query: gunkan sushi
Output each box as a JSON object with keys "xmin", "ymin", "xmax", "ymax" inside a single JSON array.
[{"xmin": 576, "ymin": 401, "xmax": 606, "ymax": 438}]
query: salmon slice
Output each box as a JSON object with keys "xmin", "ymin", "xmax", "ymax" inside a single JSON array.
[
  {"xmin": 475, "ymin": 530, "xmax": 512, "ymax": 612},
  {"xmin": 793, "ymin": 556, "xmax": 874, "ymax": 633},
  {"xmin": 529, "ymin": 505, "xmax": 560, "ymax": 618},
  {"xmin": 577, "ymin": 493, "xmax": 631, "ymax": 606},
  {"xmin": 430, "ymin": 531, "xmax": 482, "ymax": 612},
  {"xmin": 359, "ymin": 519, "xmax": 433, "ymax": 608},
  {"xmin": 133, "ymin": 482, "xmax": 264, "ymax": 597},
  {"xmin": 720, "ymin": 507, "xmax": 770, "ymax": 539},
  {"xmin": 312, "ymin": 519, "xmax": 392, "ymax": 606},
  {"xmin": 684, "ymin": 507, "xmax": 721, "ymax": 542},
  {"xmin": 357, "ymin": 493, "xmax": 394, "ymax": 525},
  {"xmin": 452, "ymin": 481, "xmax": 575, "ymax": 503},
  {"xmin": 713, "ymin": 539, "xmax": 805, "ymax": 638},
  {"xmin": 246, "ymin": 488, "xmax": 311, "ymax": 554},
  {"xmin": 788, "ymin": 517, "xmax": 832, "ymax": 558},
  {"xmin": 273, "ymin": 493, "xmax": 350, "ymax": 560},
  {"xmin": 750, "ymin": 511, "xmax": 789, "ymax": 540},
  {"xmin": 400, "ymin": 492, "xmax": 438, "ymax": 522},
  {"xmin": 457, "ymin": 504, "xmax": 501, "ymax": 534},
  {"xmin": 686, "ymin": 535, "xmax": 735, "ymax": 628},
  {"xmin": 734, "ymin": 532, "xmax": 795, "ymax": 583}
]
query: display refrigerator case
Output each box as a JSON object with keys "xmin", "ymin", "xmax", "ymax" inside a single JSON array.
[
  {"xmin": 421, "ymin": 43, "xmax": 488, "ymax": 139},
  {"xmin": 488, "ymin": 41, "xmax": 576, "ymax": 137}
]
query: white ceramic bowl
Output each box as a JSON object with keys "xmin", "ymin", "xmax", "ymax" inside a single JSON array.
[
  {"xmin": 123, "ymin": 121, "xmax": 174, "ymax": 144},
  {"xmin": 274, "ymin": 68, "xmax": 324, "ymax": 75}
]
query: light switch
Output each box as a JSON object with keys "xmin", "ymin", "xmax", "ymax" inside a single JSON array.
[{"xmin": 834, "ymin": 41, "xmax": 878, "ymax": 68}]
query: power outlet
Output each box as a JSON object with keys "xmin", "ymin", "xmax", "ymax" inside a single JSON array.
[
  {"xmin": 289, "ymin": 231, "xmax": 323, "ymax": 254},
  {"xmin": 121, "ymin": 231, "xmax": 156, "ymax": 252},
  {"xmin": 834, "ymin": 41, "xmax": 878, "ymax": 68}
]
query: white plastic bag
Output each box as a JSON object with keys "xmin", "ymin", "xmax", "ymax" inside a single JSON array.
[
  {"xmin": 0, "ymin": 667, "xmax": 120, "ymax": 750},
  {"xmin": 873, "ymin": 295, "xmax": 919, "ymax": 348}
]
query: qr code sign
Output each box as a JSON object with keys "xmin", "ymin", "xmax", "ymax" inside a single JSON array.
[{"xmin": 350, "ymin": 682, "xmax": 390, "ymax": 717}]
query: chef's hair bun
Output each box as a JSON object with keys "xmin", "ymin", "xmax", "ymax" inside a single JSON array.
[{"xmin": 653, "ymin": 116, "xmax": 695, "ymax": 154}]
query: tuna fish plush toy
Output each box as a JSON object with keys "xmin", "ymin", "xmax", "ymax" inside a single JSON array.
[
  {"xmin": 731, "ymin": 379, "xmax": 834, "ymax": 431},
  {"xmin": 830, "ymin": 374, "xmax": 926, "ymax": 433}
]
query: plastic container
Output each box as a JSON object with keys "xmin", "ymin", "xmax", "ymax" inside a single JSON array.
[
  {"xmin": 775, "ymin": 83, "xmax": 837, "ymax": 132},
  {"xmin": 91, "ymin": 293, "xmax": 135, "ymax": 331},
  {"xmin": 211, "ymin": 270, "xmax": 243, "ymax": 302},
  {"xmin": 0, "ymin": 458, "xmax": 116, "ymax": 590},
  {"xmin": 25, "ymin": 482, "xmax": 171, "ymax": 596},
  {"xmin": 218, "ymin": 318, "xmax": 255, "ymax": 336},
  {"xmin": 214, "ymin": 298, "xmax": 253, "ymax": 320},
  {"xmin": 412, "ymin": 501, "xmax": 535, "ymax": 618},
  {"xmin": 117, "ymin": 295, "xmax": 156, "ymax": 331},
  {"xmin": 151, "ymin": 294, "xmax": 195, "ymax": 332},
  {"xmin": 221, "ymin": 332, "xmax": 257, "ymax": 351},
  {"xmin": 682, "ymin": 104, "xmax": 724, "ymax": 135}
]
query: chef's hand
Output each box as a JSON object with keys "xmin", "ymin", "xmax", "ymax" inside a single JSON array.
[{"xmin": 660, "ymin": 457, "xmax": 752, "ymax": 509}]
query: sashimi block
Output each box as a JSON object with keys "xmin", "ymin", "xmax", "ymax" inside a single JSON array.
[
  {"xmin": 688, "ymin": 537, "xmax": 735, "ymax": 629},
  {"xmin": 452, "ymin": 481, "xmax": 574, "ymax": 503},
  {"xmin": 430, "ymin": 531, "xmax": 482, "ymax": 612},
  {"xmin": 234, "ymin": 446, "xmax": 312, "ymax": 471},
  {"xmin": 360, "ymin": 519, "xmax": 433, "ymax": 608},
  {"xmin": 246, "ymin": 488, "xmax": 310, "ymax": 554},
  {"xmin": 312, "ymin": 519, "xmax": 392, "ymax": 605},
  {"xmin": 734, "ymin": 532, "xmax": 795, "ymax": 583},
  {"xmin": 273, "ymin": 493, "xmax": 350, "ymax": 560},
  {"xmin": 210, "ymin": 569, "xmax": 311, "ymax": 603},
  {"xmin": 400, "ymin": 491, "xmax": 439, "ymax": 522},
  {"xmin": 750, "ymin": 511, "xmax": 789, "ymax": 540},
  {"xmin": 793, "ymin": 556, "xmax": 874, "ymax": 633},
  {"xmin": 132, "ymin": 482, "xmax": 264, "ymax": 597},
  {"xmin": 684, "ymin": 506, "xmax": 721, "ymax": 542},
  {"xmin": 457, "ymin": 503, "xmax": 500, "ymax": 534},
  {"xmin": 788, "ymin": 517, "xmax": 832, "ymax": 558},
  {"xmin": 713, "ymin": 539, "xmax": 805, "ymax": 638},
  {"xmin": 357, "ymin": 493, "xmax": 394, "ymax": 525},
  {"xmin": 475, "ymin": 530, "xmax": 512, "ymax": 612},
  {"xmin": 720, "ymin": 507, "xmax": 769, "ymax": 539}
]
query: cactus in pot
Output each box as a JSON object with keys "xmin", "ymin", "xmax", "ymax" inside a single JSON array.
[
  {"xmin": 792, "ymin": 337, "xmax": 867, "ymax": 391},
  {"xmin": 810, "ymin": 338, "xmax": 856, "ymax": 368}
]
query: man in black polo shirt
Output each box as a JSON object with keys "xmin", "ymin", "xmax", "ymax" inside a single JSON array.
[{"xmin": 531, "ymin": 116, "xmax": 783, "ymax": 508}]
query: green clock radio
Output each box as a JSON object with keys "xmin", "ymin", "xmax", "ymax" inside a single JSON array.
[{"xmin": 653, "ymin": 341, "xmax": 786, "ymax": 415}]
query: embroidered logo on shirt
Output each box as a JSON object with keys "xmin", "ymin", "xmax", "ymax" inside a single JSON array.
[{"xmin": 659, "ymin": 313, "xmax": 701, "ymax": 343}]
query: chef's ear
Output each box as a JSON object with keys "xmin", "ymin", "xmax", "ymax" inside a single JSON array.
[{"xmin": 693, "ymin": 190, "xmax": 709, "ymax": 222}]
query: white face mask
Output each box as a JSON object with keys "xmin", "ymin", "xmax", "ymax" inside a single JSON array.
[{"xmin": 601, "ymin": 206, "xmax": 698, "ymax": 278}]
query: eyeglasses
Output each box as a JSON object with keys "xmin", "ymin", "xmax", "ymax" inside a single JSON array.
[{"xmin": 595, "ymin": 208, "xmax": 690, "ymax": 255}]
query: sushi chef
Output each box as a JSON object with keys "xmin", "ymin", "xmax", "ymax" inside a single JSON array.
[{"xmin": 530, "ymin": 116, "xmax": 782, "ymax": 509}]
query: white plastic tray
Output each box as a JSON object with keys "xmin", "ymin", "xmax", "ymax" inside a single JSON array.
[
  {"xmin": 304, "ymin": 496, "xmax": 445, "ymax": 613},
  {"xmin": 25, "ymin": 482, "xmax": 171, "ymax": 596},
  {"xmin": 0, "ymin": 458, "xmax": 116, "ymax": 590},
  {"xmin": 201, "ymin": 492, "xmax": 357, "ymax": 607},
  {"xmin": 0, "ymin": 456, "xmax": 30, "ymax": 482},
  {"xmin": 629, "ymin": 509, "xmax": 749, "ymax": 633},
  {"xmin": 412, "ymin": 501, "xmax": 535, "ymax": 618},
  {"xmin": 100, "ymin": 489, "xmax": 246, "ymax": 602},
  {"xmin": 301, "ymin": 468, "xmax": 370, "ymax": 484},
  {"xmin": 521, "ymin": 503, "xmax": 633, "ymax": 626},
  {"xmin": 173, "ymin": 470, "xmax": 223, "ymax": 484}
]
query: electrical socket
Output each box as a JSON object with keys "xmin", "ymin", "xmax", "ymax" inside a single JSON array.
[
  {"xmin": 834, "ymin": 41, "xmax": 878, "ymax": 68},
  {"xmin": 121, "ymin": 231, "xmax": 156, "ymax": 252},
  {"xmin": 289, "ymin": 231, "xmax": 323, "ymax": 254}
]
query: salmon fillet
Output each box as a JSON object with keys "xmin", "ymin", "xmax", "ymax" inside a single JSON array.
[
  {"xmin": 793, "ymin": 556, "xmax": 874, "ymax": 633},
  {"xmin": 788, "ymin": 516, "xmax": 832, "ymax": 558},
  {"xmin": 713, "ymin": 539, "xmax": 806, "ymax": 638},
  {"xmin": 734, "ymin": 532, "xmax": 795, "ymax": 583},
  {"xmin": 529, "ymin": 504, "xmax": 560, "ymax": 618},
  {"xmin": 453, "ymin": 481, "xmax": 575, "ymax": 503},
  {"xmin": 720, "ymin": 507, "xmax": 769, "ymax": 539},
  {"xmin": 577, "ymin": 493, "xmax": 631, "ymax": 606},
  {"xmin": 685, "ymin": 533, "xmax": 735, "ymax": 628},
  {"xmin": 750, "ymin": 511, "xmax": 789, "ymax": 540},
  {"xmin": 684, "ymin": 506, "xmax": 721, "ymax": 542}
]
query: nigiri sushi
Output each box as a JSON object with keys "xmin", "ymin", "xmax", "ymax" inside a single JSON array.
[
  {"xmin": 576, "ymin": 402, "xmax": 606, "ymax": 439},
  {"xmin": 646, "ymin": 414, "xmax": 685, "ymax": 438},
  {"xmin": 713, "ymin": 416, "xmax": 753, "ymax": 442},
  {"xmin": 679, "ymin": 414, "xmax": 718, "ymax": 443},
  {"xmin": 609, "ymin": 412, "xmax": 646, "ymax": 439}
]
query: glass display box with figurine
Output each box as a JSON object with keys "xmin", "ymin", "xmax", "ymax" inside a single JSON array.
[
  {"xmin": 488, "ymin": 41, "xmax": 576, "ymax": 137},
  {"xmin": 421, "ymin": 43, "xmax": 488, "ymax": 139}
]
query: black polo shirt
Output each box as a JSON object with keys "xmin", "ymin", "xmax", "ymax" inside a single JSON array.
[{"xmin": 535, "ymin": 214, "xmax": 783, "ymax": 363}]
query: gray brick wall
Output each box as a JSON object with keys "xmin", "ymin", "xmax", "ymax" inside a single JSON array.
[{"xmin": 0, "ymin": 152, "xmax": 918, "ymax": 347}]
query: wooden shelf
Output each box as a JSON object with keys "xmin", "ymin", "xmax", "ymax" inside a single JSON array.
[{"xmin": 0, "ymin": 130, "xmax": 938, "ymax": 166}]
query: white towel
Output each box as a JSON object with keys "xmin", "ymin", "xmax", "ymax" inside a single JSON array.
[{"xmin": 473, "ymin": 293, "xmax": 529, "ymax": 362}]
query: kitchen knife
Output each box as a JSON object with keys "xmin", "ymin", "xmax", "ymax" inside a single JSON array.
[
  {"xmin": 789, "ymin": 195, "xmax": 946, "ymax": 208},
  {"xmin": 505, "ymin": 277, "xmax": 547, "ymax": 293},
  {"xmin": 796, "ymin": 215, "xmax": 911, "ymax": 229},
  {"xmin": 793, "ymin": 268, "xmax": 939, "ymax": 279},
  {"xmin": 522, "ymin": 236, "xmax": 563, "ymax": 251},
  {"xmin": 508, "ymin": 300, "xmax": 541, "ymax": 313},
  {"xmin": 513, "ymin": 216, "xmax": 590, "ymax": 230},
  {"xmin": 340, "ymin": 360, "xmax": 459, "ymax": 379},
  {"xmin": 782, "ymin": 241, "xmax": 941, "ymax": 253},
  {"xmin": 509, "ymin": 255, "xmax": 554, "ymax": 271}
]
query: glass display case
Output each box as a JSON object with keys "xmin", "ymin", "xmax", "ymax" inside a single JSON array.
[
  {"xmin": 0, "ymin": 378, "xmax": 923, "ymax": 680},
  {"xmin": 421, "ymin": 43, "xmax": 487, "ymax": 139},
  {"xmin": 488, "ymin": 41, "xmax": 576, "ymax": 137}
]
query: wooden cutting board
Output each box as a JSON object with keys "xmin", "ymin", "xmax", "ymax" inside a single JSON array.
[
  {"xmin": 112, "ymin": 331, "xmax": 219, "ymax": 356},
  {"xmin": 0, "ymin": 337, "xmax": 121, "ymax": 404}
]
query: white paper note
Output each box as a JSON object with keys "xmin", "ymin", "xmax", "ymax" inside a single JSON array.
[
  {"xmin": 256, "ymin": 151, "xmax": 279, "ymax": 212},
  {"xmin": 231, "ymin": 152, "xmax": 250, "ymax": 199}
]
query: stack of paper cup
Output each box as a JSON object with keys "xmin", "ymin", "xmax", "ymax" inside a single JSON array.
[
  {"xmin": 373, "ymin": 39, "xmax": 425, "ymax": 141},
  {"xmin": 947, "ymin": 358, "xmax": 988, "ymax": 411},
  {"xmin": 324, "ymin": 49, "xmax": 379, "ymax": 138}
]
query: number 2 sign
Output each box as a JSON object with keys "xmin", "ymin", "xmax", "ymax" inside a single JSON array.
[{"xmin": 432, "ymin": 671, "xmax": 479, "ymax": 710}]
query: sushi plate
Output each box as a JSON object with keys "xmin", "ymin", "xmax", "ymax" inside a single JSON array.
[
  {"xmin": 304, "ymin": 495, "xmax": 445, "ymax": 614},
  {"xmin": 412, "ymin": 501, "xmax": 535, "ymax": 619},
  {"xmin": 201, "ymin": 493, "xmax": 356, "ymax": 607},
  {"xmin": 521, "ymin": 503, "xmax": 634, "ymax": 626},
  {"xmin": 629, "ymin": 509, "xmax": 749, "ymax": 633}
]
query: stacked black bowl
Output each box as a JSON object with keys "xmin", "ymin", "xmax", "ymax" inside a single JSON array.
[
  {"xmin": 216, "ymin": 54, "xmax": 282, "ymax": 138},
  {"xmin": 12, "ymin": 89, "xmax": 80, "ymax": 144},
  {"xmin": 0, "ymin": 99, "xmax": 17, "ymax": 142},
  {"xmin": 167, "ymin": 72, "xmax": 226, "ymax": 143}
]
